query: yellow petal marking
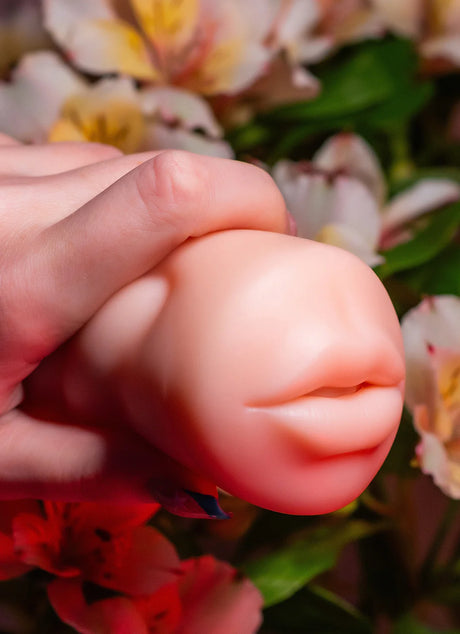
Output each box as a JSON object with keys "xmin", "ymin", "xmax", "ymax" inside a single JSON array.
[
  {"xmin": 314, "ymin": 224, "xmax": 344, "ymax": 247},
  {"xmin": 89, "ymin": 19, "xmax": 158, "ymax": 80},
  {"xmin": 433, "ymin": 352, "xmax": 460, "ymax": 449},
  {"xmin": 183, "ymin": 37, "xmax": 245, "ymax": 95},
  {"xmin": 430, "ymin": 0, "xmax": 457, "ymax": 34},
  {"xmin": 438, "ymin": 355, "xmax": 460, "ymax": 412},
  {"xmin": 48, "ymin": 119, "xmax": 88, "ymax": 144},
  {"xmin": 130, "ymin": 0, "xmax": 200, "ymax": 48},
  {"xmin": 49, "ymin": 96, "xmax": 145, "ymax": 154}
]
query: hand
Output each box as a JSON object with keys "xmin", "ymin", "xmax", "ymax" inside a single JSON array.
[{"xmin": 0, "ymin": 133, "xmax": 289, "ymax": 509}]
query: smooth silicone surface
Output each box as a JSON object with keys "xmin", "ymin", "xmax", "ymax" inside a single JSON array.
[{"xmin": 28, "ymin": 231, "xmax": 405, "ymax": 514}]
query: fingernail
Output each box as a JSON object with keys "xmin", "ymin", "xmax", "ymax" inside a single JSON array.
[
  {"xmin": 148, "ymin": 481, "xmax": 231, "ymax": 520},
  {"xmin": 285, "ymin": 210, "xmax": 297, "ymax": 236}
]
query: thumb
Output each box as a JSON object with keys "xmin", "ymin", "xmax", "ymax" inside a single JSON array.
[{"xmin": 16, "ymin": 151, "xmax": 288, "ymax": 359}]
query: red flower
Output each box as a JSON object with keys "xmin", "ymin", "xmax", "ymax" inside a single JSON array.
[
  {"xmin": 11, "ymin": 501, "xmax": 181, "ymax": 595},
  {"xmin": 48, "ymin": 556, "xmax": 263, "ymax": 634},
  {"xmin": 0, "ymin": 500, "xmax": 39, "ymax": 580},
  {"xmin": 0, "ymin": 500, "xmax": 263, "ymax": 632}
]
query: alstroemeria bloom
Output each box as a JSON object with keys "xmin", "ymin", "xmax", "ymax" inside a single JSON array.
[
  {"xmin": 11, "ymin": 501, "xmax": 182, "ymax": 594},
  {"xmin": 47, "ymin": 555, "xmax": 263, "ymax": 633},
  {"xmin": 273, "ymin": 133, "xmax": 460, "ymax": 266},
  {"xmin": 317, "ymin": 0, "xmax": 385, "ymax": 47},
  {"xmin": 370, "ymin": 0, "xmax": 460, "ymax": 70},
  {"xmin": 0, "ymin": 0, "xmax": 51, "ymax": 77},
  {"xmin": 43, "ymin": 0, "xmax": 277, "ymax": 96},
  {"xmin": 270, "ymin": 0, "xmax": 385, "ymax": 71},
  {"xmin": 402, "ymin": 296, "xmax": 460, "ymax": 498},
  {"xmin": 0, "ymin": 500, "xmax": 39, "ymax": 581},
  {"xmin": 0, "ymin": 51, "xmax": 232, "ymax": 157}
]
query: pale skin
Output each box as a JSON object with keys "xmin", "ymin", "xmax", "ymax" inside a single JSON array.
[{"xmin": 0, "ymin": 133, "xmax": 291, "ymax": 508}]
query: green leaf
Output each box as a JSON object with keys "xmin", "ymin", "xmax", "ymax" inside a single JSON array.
[
  {"xmin": 363, "ymin": 81, "xmax": 434, "ymax": 131},
  {"xmin": 242, "ymin": 521, "xmax": 380, "ymax": 607},
  {"xmin": 394, "ymin": 614, "xmax": 460, "ymax": 634},
  {"xmin": 375, "ymin": 202, "xmax": 460, "ymax": 279},
  {"xmin": 263, "ymin": 39, "xmax": 421, "ymax": 123},
  {"xmin": 399, "ymin": 245, "xmax": 460, "ymax": 297},
  {"xmin": 380, "ymin": 409, "xmax": 419, "ymax": 477},
  {"xmin": 227, "ymin": 123, "xmax": 270, "ymax": 153},
  {"xmin": 263, "ymin": 584, "xmax": 372, "ymax": 633}
]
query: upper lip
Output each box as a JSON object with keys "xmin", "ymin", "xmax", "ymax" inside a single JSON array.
[{"xmin": 246, "ymin": 338, "xmax": 405, "ymax": 457}]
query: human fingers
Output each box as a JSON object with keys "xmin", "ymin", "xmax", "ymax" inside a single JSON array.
[
  {"xmin": 10, "ymin": 150, "xmax": 165, "ymax": 225},
  {"xmin": 0, "ymin": 409, "xmax": 224, "ymax": 518},
  {"xmin": 10, "ymin": 151, "xmax": 289, "ymax": 360},
  {"xmin": 0, "ymin": 141, "xmax": 122, "ymax": 176}
]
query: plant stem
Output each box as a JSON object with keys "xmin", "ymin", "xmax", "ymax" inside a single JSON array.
[{"xmin": 419, "ymin": 499, "xmax": 460, "ymax": 589}]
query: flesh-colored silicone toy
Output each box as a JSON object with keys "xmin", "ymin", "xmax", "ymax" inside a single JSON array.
[{"xmin": 27, "ymin": 230, "xmax": 405, "ymax": 515}]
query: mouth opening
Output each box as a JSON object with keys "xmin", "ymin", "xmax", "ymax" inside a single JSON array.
[{"xmin": 306, "ymin": 382, "xmax": 369, "ymax": 398}]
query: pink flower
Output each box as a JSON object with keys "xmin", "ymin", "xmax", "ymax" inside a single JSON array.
[
  {"xmin": 370, "ymin": 0, "xmax": 460, "ymax": 71},
  {"xmin": 402, "ymin": 296, "xmax": 460, "ymax": 498},
  {"xmin": 273, "ymin": 133, "xmax": 460, "ymax": 265},
  {"xmin": 0, "ymin": 51, "xmax": 232, "ymax": 157},
  {"xmin": 43, "ymin": 0, "xmax": 277, "ymax": 96}
]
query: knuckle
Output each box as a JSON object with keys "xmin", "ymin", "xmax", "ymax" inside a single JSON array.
[{"xmin": 138, "ymin": 151, "xmax": 207, "ymax": 222}]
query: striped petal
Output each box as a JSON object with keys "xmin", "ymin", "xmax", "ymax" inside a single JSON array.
[
  {"xmin": 130, "ymin": 0, "xmax": 200, "ymax": 51},
  {"xmin": 63, "ymin": 19, "xmax": 157, "ymax": 79},
  {"xmin": 0, "ymin": 51, "xmax": 85, "ymax": 142},
  {"xmin": 49, "ymin": 77, "xmax": 146, "ymax": 153},
  {"xmin": 313, "ymin": 132, "xmax": 386, "ymax": 206}
]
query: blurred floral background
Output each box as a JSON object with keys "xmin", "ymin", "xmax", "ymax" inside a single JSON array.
[{"xmin": 1, "ymin": 0, "xmax": 460, "ymax": 632}]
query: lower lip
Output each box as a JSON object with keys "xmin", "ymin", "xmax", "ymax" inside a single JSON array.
[{"xmin": 248, "ymin": 385, "xmax": 403, "ymax": 457}]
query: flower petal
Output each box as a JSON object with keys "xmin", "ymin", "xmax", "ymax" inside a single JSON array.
[
  {"xmin": 141, "ymin": 123, "xmax": 233, "ymax": 158},
  {"xmin": 0, "ymin": 501, "xmax": 42, "ymax": 580},
  {"xmin": 65, "ymin": 19, "xmax": 157, "ymax": 79},
  {"xmin": 369, "ymin": 0, "xmax": 422, "ymax": 39},
  {"xmin": 273, "ymin": 161, "xmax": 329, "ymax": 238},
  {"xmin": 133, "ymin": 583, "xmax": 182, "ymax": 632},
  {"xmin": 0, "ymin": 51, "xmax": 85, "ymax": 142},
  {"xmin": 320, "ymin": 0, "xmax": 385, "ymax": 45},
  {"xmin": 64, "ymin": 501, "xmax": 160, "ymax": 535},
  {"xmin": 0, "ymin": 0, "xmax": 51, "ymax": 77},
  {"xmin": 44, "ymin": 0, "xmax": 115, "ymax": 43},
  {"xmin": 422, "ymin": 35, "xmax": 460, "ymax": 66},
  {"xmin": 50, "ymin": 77, "xmax": 146, "ymax": 152},
  {"xmin": 316, "ymin": 222, "xmax": 384, "ymax": 267},
  {"xmin": 270, "ymin": 0, "xmax": 324, "ymax": 63},
  {"xmin": 273, "ymin": 160, "xmax": 382, "ymax": 264},
  {"xmin": 0, "ymin": 533, "xmax": 32, "ymax": 581},
  {"xmin": 140, "ymin": 86, "xmax": 223, "ymax": 137},
  {"xmin": 313, "ymin": 133, "xmax": 387, "ymax": 206},
  {"xmin": 48, "ymin": 578, "xmax": 148, "ymax": 634},
  {"xmin": 178, "ymin": 556, "xmax": 263, "ymax": 634},
  {"xmin": 179, "ymin": 0, "xmax": 275, "ymax": 95},
  {"xmin": 415, "ymin": 427, "xmax": 460, "ymax": 499},
  {"xmin": 130, "ymin": 0, "xmax": 201, "ymax": 51},
  {"xmin": 13, "ymin": 510, "xmax": 80, "ymax": 577},
  {"xmin": 381, "ymin": 179, "xmax": 460, "ymax": 247},
  {"xmin": 88, "ymin": 525, "xmax": 181, "ymax": 595},
  {"xmin": 241, "ymin": 57, "xmax": 320, "ymax": 114},
  {"xmin": 44, "ymin": 0, "xmax": 156, "ymax": 78},
  {"xmin": 401, "ymin": 296, "xmax": 460, "ymax": 414}
]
